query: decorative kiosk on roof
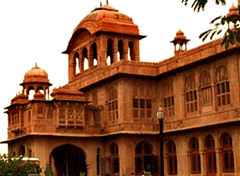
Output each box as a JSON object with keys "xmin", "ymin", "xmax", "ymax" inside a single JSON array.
[
  {"xmin": 63, "ymin": 4, "xmax": 146, "ymax": 82},
  {"xmin": 171, "ymin": 29, "xmax": 190, "ymax": 56},
  {"xmin": 227, "ymin": 4, "xmax": 240, "ymax": 30},
  {"xmin": 20, "ymin": 63, "xmax": 52, "ymax": 99}
]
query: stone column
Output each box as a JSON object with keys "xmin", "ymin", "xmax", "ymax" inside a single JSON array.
[
  {"xmin": 133, "ymin": 40, "xmax": 140, "ymax": 61},
  {"xmin": 200, "ymin": 150, "xmax": 207, "ymax": 176},
  {"xmin": 123, "ymin": 39, "xmax": 128, "ymax": 60},
  {"xmin": 99, "ymin": 36, "xmax": 107, "ymax": 67},
  {"xmin": 113, "ymin": 38, "xmax": 118, "ymax": 63},
  {"xmin": 68, "ymin": 53, "xmax": 75, "ymax": 82},
  {"xmin": 88, "ymin": 46, "xmax": 93, "ymax": 69},
  {"xmin": 215, "ymin": 148, "xmax": 221, "ymax": 176},
  {"xmin": 118, "ymin": 137, "xmax": 135, "ymax": 176},
  {"xmin": 78, "ymin": 51, "xmax": 83, "ymax": 73}
]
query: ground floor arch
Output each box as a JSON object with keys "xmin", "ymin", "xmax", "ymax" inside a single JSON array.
[{"xmin": 50, "ymin": 144, "xmax": 87, "ymax": 176}]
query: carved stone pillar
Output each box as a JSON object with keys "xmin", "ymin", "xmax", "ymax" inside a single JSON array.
[
  {"xmin": 123, "ymin": 39, "xmax": 128, "ymax": 60},
  {"xmin": 215, "ymin": 148, "xmax": 221, "ymax": 176},
  {"xmin": 68, "ymin": 53, "xmax": 75, "ymax": 82},
  {"xmin": 112, "ymin": 38, "xmax": 118, "ymax": 63},
  {"xmin": 134, "ymin": 40, "xmax": 140, "ymax": 61},
  {"xmin": 88, "ymin": 46, "xmax": 93, "ymax": 69},
  {"xmin": 78, "ymin": 51, "xmax": 83, "ymax": 73},
  {"xmin": 99, "ymin": 36, "xmax": 107, "ymax": 67}
]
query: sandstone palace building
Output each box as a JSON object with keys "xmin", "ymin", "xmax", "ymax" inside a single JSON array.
[{"xmin": 3, "ymin": 3, "xmax": 240, "ymax": 176}]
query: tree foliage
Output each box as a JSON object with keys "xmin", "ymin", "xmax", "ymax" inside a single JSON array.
[
  {"xmin": 0, "ymin": 154, "xmax": 41, "ymax": 176},
  {"xmin": 181, "ymin": 0, "xmax": 226, "ymax": 12},
  {"xmin": 181, "ymin": 0, "xmax": 240, "ymax": 49},
  {"xmin": 199, "ymin": 14, "xmax": 240, "ymax": 49},
  {"xmin": 44, "ymin": 164, "xmax": 54, "ymax": 176}
]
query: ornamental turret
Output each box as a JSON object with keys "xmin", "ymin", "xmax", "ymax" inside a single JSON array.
[
  {"xmin": 20, "ymin": 63, "xmax": 52, "ymax": 100},
  {"xmin": 63, "ymin": 4, "xmax": 146, "ymax": 82},
  {"xmin": 171, "ymin": 29, "xmax": 190, "ymax": 56}
]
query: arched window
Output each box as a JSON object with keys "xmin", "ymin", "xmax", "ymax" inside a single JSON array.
[
  {"xmin": 74, "ymin": 52, "xmax": 80, "ymax": 74},
  {"xmin": 167, "ymin": 140, "xmax": 177, "ymax": 175},
  {"xmin": 216, "ymin": 66, "xmax": 230, "ymax": 106},
  {"xmin": 128, "ymin": 41, "xmax": 134, "ymax": 60},
  {"xmin": 118, "ymin": 40, "xmax": 123, "ymax": 61},
  {"xmin": 82, "ymin": 48, "xmax": 88, "ymax": 71},
  {"xmin": 19, "ymin": 145, "xmax": 25, "ymax": 156},
  {"xmin": 220, "ymin": 132, "xmax": 234, "ymax": 173},
  {"xmin": 200, "ymin": 71, "xmax": 212, "ymax": 105},
  {"xmin": 91, "ymin": 43, "xmax": 98, "ymax": 66},
  {"xmin": 163, "ymin": 83, "xmax": 174, "ymax": 117},
  {"xmin": 28, "ymin": 88, "xmax": 35, "ymax": 100},
  {"xmin": 36, "ymin": 86, "xmax": 44, "ymax": 94},
  {"xmin": 97, "ymin": 148, "xmax": 100, "ymax": 175},
  {"xmin": 204, "ymin": 135, "xmax": 217, "ymax": 174},
  {"xmin": 110, "ymin": 143, "xmax": 119, "ymax": 175},
  {"xmin": 133, "ymin": 85, "xmax": 152, "ymax": 121},
  {"xmin": 189, "ymin": 137, "xmax": 201, "ymax": 174},
  {"xmin": 135, "ymin": 142, "xmax": 158, "ymax": 175},
  {"xmin": 28, "ymin": 149, "xmax": 32, "ymax": 157},
  {"xmin": 107, "ymin": 39, "xmax": 113, "ymax": 65},
  {"xmin": 185, "ymin": 76, "xmax": 198, "ymax": 113},
  {"xmin": 108, "ymin": 87, "xmax": 118, "ymax": 123}
]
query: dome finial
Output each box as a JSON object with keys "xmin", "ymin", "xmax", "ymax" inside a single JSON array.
[
  {"xmin": 106, "ymin": 0, "xmax": 108, "ymax": 5},
  {"xmin": 100, "ymin": 1, "xmax": 102, "ymax": 6},
  {"xmin": 35, "ymin": 62, "xmax": 38, "ymax": 67}
]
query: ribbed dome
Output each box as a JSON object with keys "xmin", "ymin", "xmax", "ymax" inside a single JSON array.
[
  {"xmin": 63, "ymin": 4, "xmax": 143, "ymax": 54},
  {"xmin": 23, "ymin": 63, "xmax": 49, "ymax": 83},
  {"xmin": 174, "ymin": 29, "xmax": 186, "ymax": 40},
  {"xmin": 73, "ymin": 5, "xmax": 137, "ymax": 35},
  {"xmin": 227, "ymin": 4, "xmax": 239, "ymax": 17}
]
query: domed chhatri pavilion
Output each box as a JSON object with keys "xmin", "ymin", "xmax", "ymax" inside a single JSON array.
[
  {"xmin": 20, "ymin": 63, "xmax": 52, "ymax": 98},
  {"xmin": 4, "ymin": 3, "xmax": 240, "ymax": 176}
]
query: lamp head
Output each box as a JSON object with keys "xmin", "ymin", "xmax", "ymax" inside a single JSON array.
[{"xmin": 157, "ymin": 106, "xmax": 165, "ymax": 120}]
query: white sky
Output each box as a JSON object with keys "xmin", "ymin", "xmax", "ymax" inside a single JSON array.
[{"xmin": 0, "ymin": 0, "xmax": 236, "ymax": 154}]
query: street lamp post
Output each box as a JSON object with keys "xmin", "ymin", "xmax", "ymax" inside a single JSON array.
[{"xmin": 157, "ymin": 107, "xmax": 165, "ymax": 176}]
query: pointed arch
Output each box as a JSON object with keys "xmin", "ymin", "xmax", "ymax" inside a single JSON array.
[
  {"xmin": 117, "ymin": 40, "xmax": 123, "ymax": 61},
  {"xmin": 107, "ymin": 87, "xmax": 118, "ymax": 123},
  {"xmin": 200, "ymin": 70, "xmax": 212, "ymax": 105},
  {"xmin": 37, "ymin": 86, "xmax": 45, "ymax": 95},
  {"xmin": 28, "ymin": 87, "xmax": 35, "ymax": 100},
  {"xmin": 133, "ymin": 85, "xmax": 152, "ymax": 120},
  {"xmin": 204, "ymin": 134, "xmax": 217, "ymax": 174},
  {"xmin": 19, "ymin": 145, "xmax": 25, "ymax": 156},
  {"xmin": 74, "ymin": 52, "xmax": 80, "ymax": 74},
  {"xmin": 82, "ymin": 47, "xmax": 88, "ymax": 71},
  {"xmin": 185, "ymin": 75, "xmax": 198, "ymax": 113},
  {"xmin": 216, "ymin": 65, "xmax": 230, "ymax": 106},
  {"xmin": 128, "ymin": 41, "xmax": 134, "ymax": 60},
  {"xmin": 167, "ymin": 140, "xmax": 177, "ymax": 175},
  {"xmin": 220, "ymin": 132, "xmax": 234, "ymax": 173},
  {"xmin": 163, "ymin": 83, "xmax": 174, "ymax": 117},
  {"xmin": 109, "ymin": 143, "xmax": 119, "ymax": 175},
  {"xmin": 50, "ymin": 144, "xmax": 87, "ymax": 176},
  {"xmin": 189, "ymin": 137, "xmax": 201, "ymax": 174},
  {"xmin": 91, "ymin": 43, "xmax": 98, "ymax": 66},
  {"xmin": 135, "ymin": 141, "xmax": 158, "ymax": 175},
  {"xmin": 107, "ymin": 39, "xmax": 113, "ymax": 65},
  {"xmin": 97, "ymin": 148, "xmax": 100, "ymax": 175}
]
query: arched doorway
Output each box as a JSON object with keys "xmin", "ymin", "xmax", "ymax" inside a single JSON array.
[{"xmin": 51, "ymin": 144, "xmax": 87, "ymax": 176}]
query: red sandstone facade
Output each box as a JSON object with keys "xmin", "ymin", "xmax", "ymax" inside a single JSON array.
[{"xmin": 3, "ymin": 3, "xmax": 240, "ymax": 176}]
